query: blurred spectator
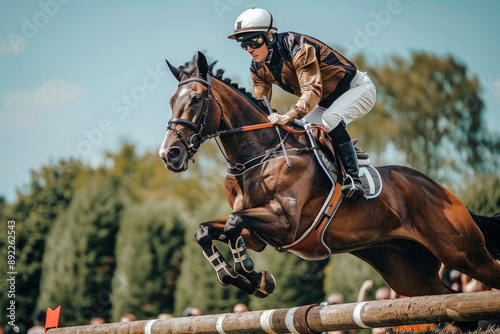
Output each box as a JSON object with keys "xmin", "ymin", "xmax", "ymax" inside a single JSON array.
[
  {"xmin": 27, "ymin": 309, "xmax": 45, "ymax": 334},
  {"xmin": 459, "ymin": 274, "xmax": 500, "ymax": 330},
  {"xmin": 120, "ymin": 314, "xmax": 137, "ymax": 322},
  {"xmin": 375, "ymin": 287, "xmax": 390, "ymax": 301},
  {"xmin": 357, "ymin": 280, "xmax": 394, "ymax": 334},
  {"xmin": 90, "ymin": 317, "xmax": 105, "ymax": 325},
  {"xmin": 233, "ymin": 303, "xmax": 248, "ymax": 313},
  {"xmin": 5, "ymin": 324, "xmax": 27, "ymax": 334},
  {"xmin": 182, "ymin": 307, "xmax": 202, "ymax": 317},
  {"xmin": 449, "ymin": 270, "xmax": 463, "ymax": 292},
  {"xmin": 356, "ymin": 280, "xmax": 373, "ymax": 302},
  {"xmin": 158, "ymin": 313, "xmax": 174, "ymax": 320},
  {"xmin": 440, "ymin": 264, "xmax": 463, "ymax": 292},
  {"xmin": 323, "ymin": 293, "xmax": 354, "ymax": 334},
  {"xmin": 462, "ymin": 275, "xmax": 491, "ymax": 293},
  {"xmin": 326, "ymin": 292, "xmax": 344, "ymax": 305},
  {"xmin": 357, "ymin": 280, "xmax": 391, "ymax": 303}
]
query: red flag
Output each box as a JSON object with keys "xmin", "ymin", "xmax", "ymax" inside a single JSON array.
[{"xmin": 45, "ymin": 306, "xmax": 61, "ymax": 333}]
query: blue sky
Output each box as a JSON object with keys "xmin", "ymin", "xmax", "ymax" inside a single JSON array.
[{"xmin": 1, "ymin": 0, "xmax": 499, "ymax": 202}]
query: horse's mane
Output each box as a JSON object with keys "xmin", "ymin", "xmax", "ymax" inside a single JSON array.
[{"xmin": 178, "ymin": 55, "xmax": 268, "ymax": 114}]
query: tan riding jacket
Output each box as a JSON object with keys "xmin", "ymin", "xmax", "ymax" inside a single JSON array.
[{"xmin": 250, "ymin": 32, "xmax": 357, "ymax": 120}]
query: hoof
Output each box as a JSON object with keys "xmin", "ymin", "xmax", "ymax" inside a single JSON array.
[
  {"xmin": 256, "ymin": 270, "xmax": 276, "ymax": 297},
  {"xmin": 252, "ymin": 289, "xmax": 270, "ymax": 299},
  {"xmin": 216, "ymin": 275, "xmax": 230, "ymax": 287}
]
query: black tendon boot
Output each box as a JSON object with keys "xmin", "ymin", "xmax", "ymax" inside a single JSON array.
[{"xmin": 328, "ymin": 122, "xmax": 367, "ymax": 204}]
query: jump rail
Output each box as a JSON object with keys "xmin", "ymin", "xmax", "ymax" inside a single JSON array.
[{"xmin": 47, "ymin": 291, "xmax": 500, "ymax": 334}]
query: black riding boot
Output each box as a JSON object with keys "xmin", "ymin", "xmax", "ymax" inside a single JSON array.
[{"xmin": 328, "ymin": 122, "xmax": 367, "ymax": 204}]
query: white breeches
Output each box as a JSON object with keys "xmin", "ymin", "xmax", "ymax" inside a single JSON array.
[{"xmin": 303, "ymin": 70, "xmax": 377, "ymax": 132}]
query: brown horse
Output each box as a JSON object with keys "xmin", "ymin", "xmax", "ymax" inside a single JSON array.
[{"xmin": 160, "ymin": 52, "xmax": 500, "ymax": 301}]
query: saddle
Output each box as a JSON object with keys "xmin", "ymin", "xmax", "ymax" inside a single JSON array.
[
  {"xmin": 263, "ymin": 121, "xmax": 382, "ymax": 260},
  {"xmin": 311, "ymin": 126, "xmax": 371, "ymax": 173}
]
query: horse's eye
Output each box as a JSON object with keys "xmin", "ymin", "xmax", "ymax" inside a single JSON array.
[{"xmin": 191, "ymin": 96, "xmax": 201, "ymax": 105}]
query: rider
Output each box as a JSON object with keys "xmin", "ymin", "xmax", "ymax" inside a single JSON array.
[{"xmin": 228, "ymin": 8, "xmax": 376, "ymax": 204}]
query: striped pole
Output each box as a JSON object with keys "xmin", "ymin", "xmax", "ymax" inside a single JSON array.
[{"xmin": 48, "ymin": 291, "xmax": 500, "ymax": 334}]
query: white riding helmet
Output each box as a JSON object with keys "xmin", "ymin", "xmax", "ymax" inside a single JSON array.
[{"xmin": 227, "ymin": 7, "xmax": 277, "ymax": 41}]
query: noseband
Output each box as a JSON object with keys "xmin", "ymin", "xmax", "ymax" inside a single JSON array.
[{"xmin": 167, "ymin": 75, "xmax": 214, "ymax": 159}]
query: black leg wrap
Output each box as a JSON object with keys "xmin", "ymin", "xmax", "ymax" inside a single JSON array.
[
  {"xmin": 203, "ymin": 244, "xmax": 238, "ymax": 286},
  {"xmin": 203, "ymin": 245, "xmax": 260, "ymax": 295},
  {"xmin": 196, "ymin": 224, "xmax": 261, "ymax": 296},
  {"xmin": 230, "ymin": 236, "xmax": 255, "ymax": 274}
]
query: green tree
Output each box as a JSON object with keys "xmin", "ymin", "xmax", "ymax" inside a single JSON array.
[
  {"xmin": 459, "ymin": 174, "xmax": 500, "ymax": 216},
  {"xmin": 0, "ymin": 196, "xmax": 6, "ymax": 217},
  {"xmin": 352, "ymin": 53, "xmax": 499, "ymax": 182},
  {"xmin": 38, "ymin": 175, "xmax": 126, "ymax": 325},
  {"xmin": 108, "ymin": 141, "xmax": 228, "ymax": 209},
  {"xmin": 0, "ymin": 159, "xmax": 83, "ymax": 326},
  {"xmin": 110, "ymin": 199, "xmax": 184, "ymax": 321}
]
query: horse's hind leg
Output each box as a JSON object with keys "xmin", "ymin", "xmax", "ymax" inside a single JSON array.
[
  {"xmin": 352, "ymin": 239, "xmax": 451, "ymax": 297},
  {"xmin": 352, "ymin": 241, "xmax": 488, "ymax": 332},
  {"xmin": 419, "ymin": 207, "xmax": 500, "ymax": 290},
  {"xmin": 437, "ymin": 241, "xmax": 500, "ymax": 290},
  {"xmin": 195, "ymin": 219, "xmax": 256, "ymax": 295}
]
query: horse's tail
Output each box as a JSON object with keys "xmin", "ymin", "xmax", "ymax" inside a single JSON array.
[{"xmin": 469, "ymin": 210, "xmax": 500, "ymax": 259}]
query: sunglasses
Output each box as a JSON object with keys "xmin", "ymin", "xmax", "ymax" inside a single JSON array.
[{"xmin": 240, "ymin": 35, "xmax": 266, "ymax": 50}]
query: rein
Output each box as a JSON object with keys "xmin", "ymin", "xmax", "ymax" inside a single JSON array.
[
  {"xmin": 167, "ymin": 74, "xmax": 325, "ymax": 169},
  {"xmin": 203, "ymin": 122, "xmax": 325, "ymax": 141}
]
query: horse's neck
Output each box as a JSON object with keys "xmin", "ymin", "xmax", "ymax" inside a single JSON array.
[{"xmin": 212, "ymin": 80, "xmax": 278, "ymax": 164}]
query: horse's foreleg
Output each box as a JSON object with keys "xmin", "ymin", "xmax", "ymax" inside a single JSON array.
[
  {"xmin": 223, "ymin": 205, "xmax": 292, "ymax": 297},
  {"xmin": 226, "ymin": 233, "xmax": 276, "ymax": 298},
  {"xmin": 194, "ymin": 220, "xmax": 256, "ymax": 295}
]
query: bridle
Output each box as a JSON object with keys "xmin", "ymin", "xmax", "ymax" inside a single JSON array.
[
  {"xmin": 167, "ymin": 74, "xmax": 219, "ymax": 161},
  {"xmin": 166, "ymin": 73, "xmax": 323, "ymax": 170}
]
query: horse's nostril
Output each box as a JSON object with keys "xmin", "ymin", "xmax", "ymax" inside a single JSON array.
[{"xmin": 168, "ymin": 147, "xmax": 181, "ymax": 161}]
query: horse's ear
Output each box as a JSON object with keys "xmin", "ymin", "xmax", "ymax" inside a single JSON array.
[
  {"xmin": 196, "ymin": 51, "xmax": 209, "ymax": 79},
  {"xmin": 165, "ymin": 59, "xmax": 182, "ymax": 81}
]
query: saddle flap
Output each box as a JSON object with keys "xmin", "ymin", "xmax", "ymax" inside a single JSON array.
[
  {"xmin": 313, "ymin": 129, "xmax": 370, "ymax": 168},
  {"xmin": 320, "ymin": 131, "xmax": 336, "ymax": 163},
  {"xmin": 359, "ymin": 165, "xmax": 383, "ymax": 199}
]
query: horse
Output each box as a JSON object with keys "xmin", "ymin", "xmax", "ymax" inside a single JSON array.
[{"xmin": 159, "ymin": 52, "xmax": 500, "ymax": 304}]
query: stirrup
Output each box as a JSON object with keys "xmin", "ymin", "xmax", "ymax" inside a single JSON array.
[{"xmin": 341, "ymin": 175, "xmax": 367, "ymax": 204}]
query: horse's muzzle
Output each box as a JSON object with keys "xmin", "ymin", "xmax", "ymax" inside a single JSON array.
[{"xmin": 161, "ymin": 145, "xmax": 188, "ymax": 172}]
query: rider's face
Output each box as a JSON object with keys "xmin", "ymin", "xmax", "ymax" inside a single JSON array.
[
  {"xmin": 242, "ymin": 32, "xmax": 272, "ymax": 63},
  {"xmin": 245, "ymin": 43, "xmax": 269, "ymax": 62}
]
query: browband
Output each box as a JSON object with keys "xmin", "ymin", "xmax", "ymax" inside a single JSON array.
[{"xmin": 178, "ymin": 75, "xmax": 211, "ymax": 88}]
